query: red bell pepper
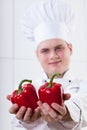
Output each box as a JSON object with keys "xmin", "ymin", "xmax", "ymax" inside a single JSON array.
[
  {"xmin": 38, "ymin": 73, "xmax": 64, "ymax": 106},
  {"xmin": 11, "ymin": 79, "xmax": 38, "ymax": 110}
]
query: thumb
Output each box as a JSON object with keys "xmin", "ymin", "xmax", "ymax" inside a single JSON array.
[
  {"xmin": 6, "ymin": 95, "xmax": 11, "ymax": 101},
  {"xmin": 63, "ymin": 93, "xmax": 71, "ymax": 101}
]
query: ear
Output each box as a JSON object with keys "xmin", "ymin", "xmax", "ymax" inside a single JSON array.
[
  {"xmin": 35, "ymin": 49, "xmax": 39, "ymax": 59},
  {"xmin": 68, "ymin": 43, "xmax": 73, "ymax": 55}
]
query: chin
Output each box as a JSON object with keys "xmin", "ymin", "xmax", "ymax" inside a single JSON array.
[{"xmin": 50, "ymin": 71, "xmax": 61, "ymax": 76}]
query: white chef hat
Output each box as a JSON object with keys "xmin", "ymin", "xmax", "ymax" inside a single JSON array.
[{"xmin": 21, "ymin": 0, "xmax": 75, "ymax": 48}]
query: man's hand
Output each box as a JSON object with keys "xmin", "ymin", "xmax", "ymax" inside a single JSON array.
[
  {"xmin": 6, "ymin": 95, "xmax": 41, "ymax": 123},
  {"xmin": 37, "ymin": 93, "xmax": 72, "ymax": 122}
]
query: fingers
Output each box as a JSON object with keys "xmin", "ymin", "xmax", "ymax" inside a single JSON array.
[
  {"xmin": 38, "ymin": 101, "xmax": 55, "ymax": 122},
  {"xmin": 16, "ymin": 106, "xmax": 27, "ymax": 120},
  {"xmin": 37, "ymin": 101, "xmax": 61, "ymax": 121},
  {"xmin": 63, "ymin": 93, "xmax": 71, "ymax": 100},
  {"xmin": 37, "ymin": 101, "xmax": 67, "ymax": 122},
  {"xmin": 17, "ymin": 107, "xmax": 40, "ymax": 123},
  {"xmin": 51, "ymin": 103, "xmax": 66, "ymax": 116},
  {"xmin": 9, "ymin": 104, "xmax": 41, "ymax": 123},
  {"xmin": 42, "ymin": 103, "xmax": 58, "ymax": 119},
  {"xmin": 37, "ymin": 101, "xmax": 48, "ymax": 115},
  {"xmin": 30, "ymin": 107, "xmax": 41, "ymax": 122},
  {"xmin": 6, "ymin": 95, "xmax": 11, "ymax": 101},
  {"xmin": 9, "ymin": 103, "xmax": 19, "ymax": 114},
  {"xmin": 41, "ymin": 112, "xmax": 53, "ymax": 122},
  {"xmin": 8, "ymin": 99, "xmax": 68, "ymax": 123},
  {"xmin": 23, "ymin": 108, "xmax": 32, "ymax": 122}
]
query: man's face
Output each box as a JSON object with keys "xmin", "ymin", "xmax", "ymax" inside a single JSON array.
[{"xmin": 36, "ymin": 39, "xmax": 72, "ymax": 78}]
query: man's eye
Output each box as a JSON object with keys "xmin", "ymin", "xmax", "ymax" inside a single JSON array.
[
  {"xmin": 41, "ymin": 49, "xmax": 49, "ymax": 53},
  {"xmin": 56, "ymin": 47, "xmax": 62, "ymax": 50},
  {"xmin": 56, "ymin": 47, "xmax": 64, "ymax": 51}
]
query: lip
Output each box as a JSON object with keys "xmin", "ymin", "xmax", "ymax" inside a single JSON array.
[{"xmin": 48, "ymin": 61, "xmax": 61, "ymax": 65}]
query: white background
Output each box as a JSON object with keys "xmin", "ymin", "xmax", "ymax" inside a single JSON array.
[{"xmin": 0, "ymin": 0, "xmax": 87, "ymax": 130}]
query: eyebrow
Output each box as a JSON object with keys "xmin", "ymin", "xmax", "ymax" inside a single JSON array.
[
  {"xmin": 55, "ymin": 45, "xmax": 63, "ymax": 47},
  {"xmin": 40, "ymin": 48, "xmax": 49, "ymax": 51},
  {"xmin": 54, "ymin": 44, "xmax": 65, "ymax": 49},
  {"xmin": 40, "ymin": 44, "xmax": 65, "ymax": 51}
]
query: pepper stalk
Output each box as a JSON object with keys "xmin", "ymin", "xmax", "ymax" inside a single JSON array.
[
  {"xmin": 48, "ymin": 73, "xmax": 61, "ymax": 88},
  {"xmin": 17, "ymin": 79, "xmax": 32, "ymax": 94}
]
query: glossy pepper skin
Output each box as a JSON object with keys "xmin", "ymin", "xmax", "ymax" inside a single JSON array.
[
  {"xmin": 11, "ymin": 79, "xmax": 39, "ymax": 110},
  {"xmin": 38, "ymin": 73, "xmax": 64, "ymax": 106}
]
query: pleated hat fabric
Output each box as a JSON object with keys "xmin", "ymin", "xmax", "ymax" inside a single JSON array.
[{"xmin": 21, "ymin": 0, "xmax": 75, "ymax": 48}]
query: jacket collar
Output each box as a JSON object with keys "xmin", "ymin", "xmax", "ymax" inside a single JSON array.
[{"xmin": 42, "ymin": 69, "xmax": 75, "ymax": 81}]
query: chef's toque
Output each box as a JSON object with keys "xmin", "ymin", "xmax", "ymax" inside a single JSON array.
[{"xmin": 21, "ymin": 0, "xmax": 75, "ymax": 48}]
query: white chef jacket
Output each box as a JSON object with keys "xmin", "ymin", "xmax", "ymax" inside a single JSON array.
[{"xmin": 11, "ymin": 69, "xmax": 87, "ymax": 130}]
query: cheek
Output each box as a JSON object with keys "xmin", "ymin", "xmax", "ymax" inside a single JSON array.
[
  {"xmin": 59, "ymin": 51, "xmax": 70, "ymax": 66},
  {"xmin": 39, "ymin": 55, "xmax": 48, "ymax": 65},
  {"xmin": 57, "ymin": 52, "xmax": 64, "ymax": 58},
  {"xmin": 63, "ymin": 52, "xmax": 71, "ymax": 64},
  {"xmin": 62, "ymin": 49, "xmax": 71, "ymax": 58}
]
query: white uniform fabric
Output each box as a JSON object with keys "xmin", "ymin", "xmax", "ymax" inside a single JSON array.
[{"xmin": 12, "ymin": 69, "xmax": 87, "ymax": 130}]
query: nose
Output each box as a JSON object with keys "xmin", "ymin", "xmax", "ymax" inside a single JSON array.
[{"xmin": 50, "ymin": 51, "xmax": 58, "ymax": 59}]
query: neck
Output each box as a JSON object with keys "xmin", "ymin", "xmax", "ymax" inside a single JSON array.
[{"xmin": 47, "ymin": 69, "xmax": 69, "ymax": 79}]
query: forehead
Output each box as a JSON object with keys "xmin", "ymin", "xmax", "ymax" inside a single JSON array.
[{"xmin": 37, "ymin": 38, "xmax": 67, "ymax": 49}]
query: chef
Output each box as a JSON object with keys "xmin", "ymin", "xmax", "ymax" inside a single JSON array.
[{"xmin": 7, "ymin": 0, "xmax": 87, "ymax": 130}]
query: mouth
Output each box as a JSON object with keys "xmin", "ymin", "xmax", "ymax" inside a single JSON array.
[{"xmin": 48, "ymin": 61, "xmax": 61, "ymax": 65}]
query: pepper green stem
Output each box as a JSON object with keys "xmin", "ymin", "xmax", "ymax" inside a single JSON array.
[
  {"xmin": 17, "ymin": 79, "xmax": 32, "ymax": 94},
  {"xmin": 49, "ymin": 73, "xmax": 61, "ymax": 88}
]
